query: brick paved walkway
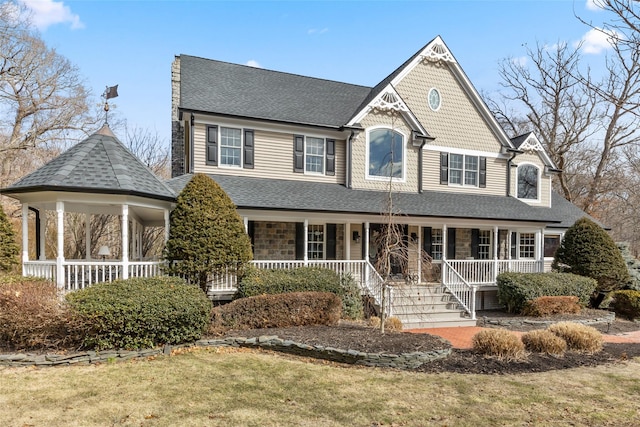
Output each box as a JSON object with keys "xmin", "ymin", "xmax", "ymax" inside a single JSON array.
[{"xmin": 408, "ymin": 327, "xmax": 640, "ymax": 349}]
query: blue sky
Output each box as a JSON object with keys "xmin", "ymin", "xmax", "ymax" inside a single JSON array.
[{"xmin": 20, "ymin": 0, "xmax": 615, "ymax": 147}]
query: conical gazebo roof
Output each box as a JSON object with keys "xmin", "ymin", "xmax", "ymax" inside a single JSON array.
[{"xmin": 1, "ymin": 125, "xmax": 175, "ymax": 201}]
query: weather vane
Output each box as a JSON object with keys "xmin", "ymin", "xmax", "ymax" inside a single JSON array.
[{"xmin": 103, "ymin": 85, "xmax": 119, "ymax": 125}]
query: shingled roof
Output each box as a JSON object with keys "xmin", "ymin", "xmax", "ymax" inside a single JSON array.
[
  {"xmin": 178, "ymin": 55, "xmax": 372, "ymax": 128},
  {"xmin": 2, "ymin": 125, "xmax": 176, "ymax": 201},
  {"xmin": 166, "ymin": 174, "xmax": 562, "ymax": 224}
]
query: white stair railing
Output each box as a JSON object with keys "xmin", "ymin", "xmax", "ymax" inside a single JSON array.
[{"xmin": 442, "ymin": 259, "xmax": 477, "ymax": 320}]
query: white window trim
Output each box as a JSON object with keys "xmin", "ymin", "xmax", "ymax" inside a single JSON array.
[
  {"xmin": 307, "ymin": 223, "xmax": 326, "ymax": 260},
  {"xmin": 219, "ymin": 126, "xmax": 243, "ymax": 169},
  {"xmin": 449, "ymin": 153, "xmax": 479, "ymax": 187},
  {"xmin": 543, "ymin": 232, "xmax": 563, "ymax": 260},
  {"xmin": 303, "ymin": 135, "xmax": 326, "ymax": 176},
  {"xmin": 516, "ymin": 231, "xmax": 537, "ymax": 260},
  {"xmin": 365, "ymin": 126, "xmax": 407, "ymax": 183},
  {"xmin": 428, "ymin": 87, "xmax": 442, "ymax": 112},
  {"xmin": 516, "ymin": 162, "xmax": 541, "ymax": 203}
]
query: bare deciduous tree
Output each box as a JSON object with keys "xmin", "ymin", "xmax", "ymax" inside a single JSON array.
[{"xmin": 0, "ymin": 2, "xmax": 95, "ymax": 187}]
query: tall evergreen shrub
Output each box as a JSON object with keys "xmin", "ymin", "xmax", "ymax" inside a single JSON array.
[
  {"xmin": 0, "ymin": 203, "xmax": 19, "ymax": 272},
  {"xmin": 553, "ymin": 217, "xmax": 629, "ymax": 292},
  {"xmin": 164, "ymin": 174, "xmax": 253, "ymax": 291}
]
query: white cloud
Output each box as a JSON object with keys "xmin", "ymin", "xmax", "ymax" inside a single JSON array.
[
  {"xmin": 308, "ymin": 28, "xmax": 328, "ymax": 35},
  {"xmin": 577, "ymin": 27, "xmax": 620, "ymax": 54},
  {"xmin": 20, "ymin": 0, "xmax": 84, "ymax": 30},
  {"xmin": 512, "ymin": 56, "xmax": 528, "ymax": 67},
  {"xmin": 585, "ymin": 0, "xmax": 604, "ymax": 11},
  {"xmin": 246, "ymin": 59, "xmax": 262, "ymax": 68}
]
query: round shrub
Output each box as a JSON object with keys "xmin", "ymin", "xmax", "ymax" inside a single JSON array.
[
  {"xmin": 472, "ymin": 329, "xmax": 525, "ymax": 360},
  {"xmin": 66, "ymin": 276, "xmax": 212, "ymax": 350},
  {"xmin": 547, "ymin": 322, "xmax": 603, "ymax": 353},
  {"xmin": 0, "ymin": 275, "xmax": 73, "ymax": 350},
  {"xmin": 553, "ymin": 218, "xmax": 630, "ymax": 292},
  {"xmin": 521, "ymin": 330, "xmax": 567, "ymax": 355},
  {"xmin": 366, "ymin": 316, "xmax": 403, "ymax": 331}
]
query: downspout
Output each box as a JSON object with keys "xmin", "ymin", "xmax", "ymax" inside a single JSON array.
[
  {"xmin": 189, "ymin": 113, "xmax": 195, "ymax": 174},
  {"xmin": 506, "ymin": 148, "xmax": 521, "ymax": 197},
  {"xmin": 418, "ymin": 139, "xmax": 426, "ymax": 193},
  {"xmin": 347, "ymin": 130, "xmax": 355, "ymax": 189}
]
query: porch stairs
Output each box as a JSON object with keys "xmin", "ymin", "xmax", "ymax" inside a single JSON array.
[{"xmin": 391, "ymin": 283, "xmax": 477, "ymax": 329}]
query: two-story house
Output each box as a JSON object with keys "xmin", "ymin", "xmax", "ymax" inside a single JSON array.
[
  {"xmin": 2, "ymin": 36, "xmax": 592, "ymax": 327},
  {"xmin": 166, "ymin": 36, "xmax": 588, "ymax": 326}
]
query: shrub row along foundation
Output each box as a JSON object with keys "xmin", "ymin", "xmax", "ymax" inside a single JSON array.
[{"xmin": 0, "ymin": 336, "xmax": 451, "ymax": 369}]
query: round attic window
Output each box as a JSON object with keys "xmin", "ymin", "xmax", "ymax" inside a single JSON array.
[{"xmin": 428, "ymin": 88, "xmax": 441, "ymax": 111}]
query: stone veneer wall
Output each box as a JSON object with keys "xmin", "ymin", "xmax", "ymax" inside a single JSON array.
[
  {"xmin": 252, "ymin": 222, "xmax": 344, "ymax": 261},
  {"xmin": 171, "ymin": 56, "xmax": 185, "ymax": 178},
  {"xmin": 455, "ymin": 229, "xmax": 472, "ymax": 259},
  {"xmin": 253, "ymin": 222, "xmax": 297, "ymax": 260}
]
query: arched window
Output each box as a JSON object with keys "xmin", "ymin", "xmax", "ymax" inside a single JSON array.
[
  {"xmin": 517, "ymin": 164, "xmax": 539, "ymax": 200},
  {"xmin": 367, "ymin": 128, "xmax": 404, "ymax": 179}
]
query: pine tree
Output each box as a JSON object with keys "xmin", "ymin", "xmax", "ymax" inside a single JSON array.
[
  {"xmin": 164, "ymin": 174, "xmax": 253, "ymax": 291},
  {"xmin": 0, "ymin": 203, "xmax": 19, "ymax": 272},
  {"xmin": 553, "ymin": 217, "xmax": 630, "ymax": 292}
]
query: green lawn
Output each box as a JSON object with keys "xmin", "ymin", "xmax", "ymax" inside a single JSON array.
[{"xmin": 2, "ymin": 348, "xmax": 639, "ymax": 426}]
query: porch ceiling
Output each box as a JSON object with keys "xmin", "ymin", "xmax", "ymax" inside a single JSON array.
[{"xmin": 166, "ymin": 174, "xmax": 562, "ymax": 224}]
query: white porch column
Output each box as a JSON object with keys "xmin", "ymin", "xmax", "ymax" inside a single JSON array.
[
  {"xmin": 132, "ymin": 220, "xmax": 137, "ymax": 261},
  {"xmin": 243, "ymin": 216, "xmax": 249, "ymax": 233},
  {"xmin": 303, "ymin": 219, "xmax": 308, "ymax": 264},
  {"xmin": 442, "ymin": 224, "xmax": 448, "ymax": 284},
  {"xmin": 56, "ymin": 201, "xmax": 65, "ymax": 290},
  {"xmin": 39, "ymin": 211, "xmax": 46, "ymax": 261},
  {"xmin": 121, "ymin": 204, "xmax": 129, "ymax": 279},
  {"xmin": 364, "ymin": 222, "xmax": 370, "ymax": 260},
  {"xmin": 493, "ymin": 226, "xmax": 499, "ymax": 281},
  {"xmin": 85, "ymin": 213, "xmax": 91, "ymax": 260},
  {"xmin": 507, "ymin": 230, "xmax": 513, "ymax": 260},
  {"xmin": 417, "ymin": 226, "xmax": 422, "ymax": 283},
  {"xmin": 344, "ymin": 223, "xmax": 351, "ymax": 260},
  {"xmin": 537, "ymin": 228, "xmax": 544, "ymax": 272},
  {"xmin": 164, "ymin": 208, "xmax": 170, "ymax": 243},
  {"xmin": 21, "ymin": 203, "xmax": 29, "ymax": 275}
]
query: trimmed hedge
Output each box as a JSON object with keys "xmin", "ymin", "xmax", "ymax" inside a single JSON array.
[
  {"xmin": 210, "ymin": 291, "xmax": 341, "ymax": 331},
  {"xmin": 66, "ymin": 276, "xmax": 212, "ymax": 350},
  {"xmin": 497, "ymin": 272, "xmax": 597, "ymax": 314},
  {"xmin": 236, "ymin": 267, "xmax": 363, "ymax": 319},
  {"xmin": 522, "ymin": 296, "xmax": 581, "ymax": 317},
  {"xmin": 609, "ymin": 290, "xmax": 640, "ymax": 320}
]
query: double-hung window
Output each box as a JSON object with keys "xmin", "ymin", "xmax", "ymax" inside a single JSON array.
[
  {"xmin": 431, "ymin": 229, "xmax": 443, "ymax": 260},
  {"xmin": 220, "ymin": 127, "xmax": 241, "ymax": 167},
  {"xmin": 293, "ymin": 135, "xmax": 335, "ymax": 176},
  {"xmin": 305, "ymin": 137, "xmax": 325, "ymax": 173},
  {"xmin": 440, "ymin": 152, "xmax": 485, "ymax": 187},
  {"xmin": 206, "ymin": 125, "xmax": 254, "ymax": 169},
  {"xmin": 517, "ymin": 164, "xmax": 539, "ymax": 200},
  {"xmin": 519, "ymin": 233, "xmax": 536, "ymax": 259},
  {"xmin": 477, "ymin": 230, "xmax": 491, "ymax": 260}
]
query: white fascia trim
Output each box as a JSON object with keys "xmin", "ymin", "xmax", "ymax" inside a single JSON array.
[
  {"xmin": 423, "ymin": 144, "xmax": 508, "ymax": 159},
  {"xmin": 390, "ymin": 36, "xmax": 456, "ymax": 86},
  {"xmin": 346, "ymin": 85, "xmax": 426, "ymax": 136},
  {"xmin": 519, "ymin": 134, "xmax": 557, "ymax": 170}
]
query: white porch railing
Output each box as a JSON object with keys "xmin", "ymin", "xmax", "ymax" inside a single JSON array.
[
  {"xmin": 23, "ymin": 260, "xmax": 165, "ymax": 292},
  {"xmin": 442, "ymin": 260, "xmax": 476, "ymax": 320},
  {"xmin": 444, "ymin": 259, "xmax": 543, "ymax": 286},
  {"xmin": 251, "ymin": 260, "xmax": 391, "ymax": 316}
]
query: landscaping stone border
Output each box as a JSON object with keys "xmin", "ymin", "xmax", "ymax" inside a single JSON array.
[
  {"xmin": 0, "ymin": 336, "xmax": 451, "ymax": 369},
  {"xmin": 479, "ymin": 311, "xmax": 616, "ymax": 328}
]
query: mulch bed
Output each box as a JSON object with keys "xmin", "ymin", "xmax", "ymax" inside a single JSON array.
[{"xmin": 218, "ymin": 312, "xmax": 640, "ymax": 375}]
